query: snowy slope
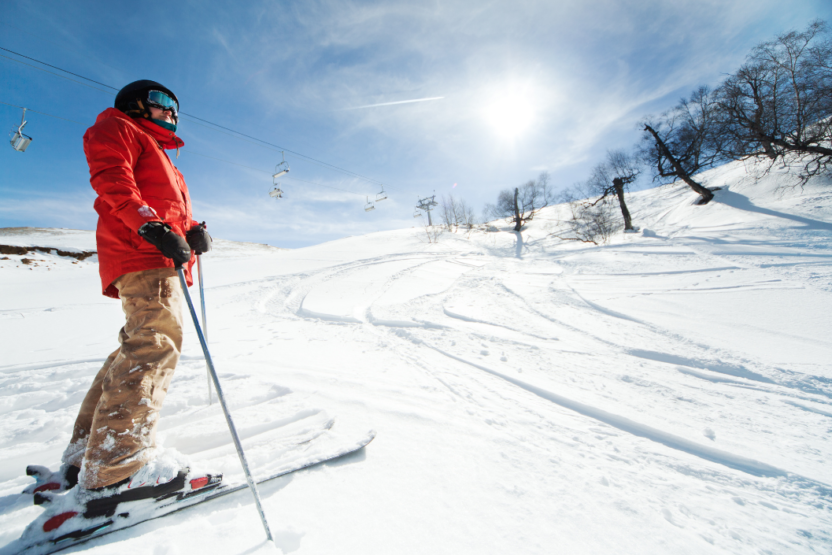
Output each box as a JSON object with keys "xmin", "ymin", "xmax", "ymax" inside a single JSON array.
[{"xmin": 1, "ymin": 160, "xmax": 831, "ymax": 554}]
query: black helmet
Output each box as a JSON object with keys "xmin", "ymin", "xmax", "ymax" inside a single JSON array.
[{"xmin": 115, "ymin": 80, "xmax": 179, "ymax": 126}]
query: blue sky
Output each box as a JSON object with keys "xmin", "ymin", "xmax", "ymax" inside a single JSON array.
[{"xmin": 1, "ymin": 0, "xmax": 830, "ymax": 248}]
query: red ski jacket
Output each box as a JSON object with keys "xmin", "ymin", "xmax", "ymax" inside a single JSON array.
[{"xmin": 84, "ymin": 108, "xmax": 197, "ymax": 298}]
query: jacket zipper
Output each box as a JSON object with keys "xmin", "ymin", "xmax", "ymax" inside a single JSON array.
[{"xmin": 144, "ymin": 131, "xmax": 191, "ymax": 218}]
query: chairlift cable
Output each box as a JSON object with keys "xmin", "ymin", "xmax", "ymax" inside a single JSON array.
[
  {"xmin": 181, "ymin": 149, "xmax": 270, "ymax": 175},
  {"xmin": 178, "ymin": 113, "xmax": 386, "ymax": 187},
  {"xmin": 0, "ymin": 97, "xmax": 373, "ymax": 199},
  {"xmin": 1, "ymin": 46, "xmax": 389, "ymax": 190},
  {"xmin": 284, "ymin": 176, "xmax": 366, "ymax": 196},
  {"xmin": 181, "ymin": 149, "xmax": 367, "ymax": 196},
  {"xmin": 0, "ymin": 47, "xmax": 118, "ymax": 91},
  {"xmin": 0, "ymin": 53, "xmax": 116, "ymax": 95},
  {"xmin": 180, "ymin": 115, "xmax": 272, "ymax": 150},
  {"xmin": 176, "ymin": 119, "xmax": 368, "ymax": 193},
  {"xmin": 178, "ymin": 114, "xmax": 380, "ymax": 190}
]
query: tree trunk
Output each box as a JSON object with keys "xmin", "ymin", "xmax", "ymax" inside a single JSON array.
[
  {"xmin": 513, "ymin": 187, "xmax": 522, "ymax": 231},
  {"xmin": 761, "ymin": 140, "xmax": 777, "ymax": 159},
  {"xmin": 644, "ymin": 125, "xmax": 714, "ymax": 204},
  {"xmin": 612, "ymin": 178, "xmax": 633, "ymax": 230},
  {"xmin": 751, "ymin": 97, "xmax": 778, "ymax": 160}
]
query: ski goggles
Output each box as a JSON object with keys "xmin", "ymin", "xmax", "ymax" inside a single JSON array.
[{"xmin": 146, "ymin": 90, "xmax": 178, "ymax": 114}]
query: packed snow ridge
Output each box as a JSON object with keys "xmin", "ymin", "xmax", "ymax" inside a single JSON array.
[{"xmin": 1, "ymin": 159, "xmax": 831, "ymax": 554}]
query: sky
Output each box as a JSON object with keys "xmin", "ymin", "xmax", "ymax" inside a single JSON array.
[{"xmin": 1, "ymin": 0, "xmax": 830, "ymax": 248}]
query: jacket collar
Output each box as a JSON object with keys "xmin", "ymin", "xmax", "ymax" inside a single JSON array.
[{"xmin": 95, "ymin": 108, "xmax": 185, "ymax": 150}]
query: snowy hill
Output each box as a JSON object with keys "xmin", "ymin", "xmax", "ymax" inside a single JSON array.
[{"xmin": 1, "ymin": 160, "xmax": 831, "ymax": 554}]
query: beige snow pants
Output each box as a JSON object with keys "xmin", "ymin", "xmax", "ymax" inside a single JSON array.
[{"xmin": 62, "ymin": 267, "xmax": 184, "ymax": 489}]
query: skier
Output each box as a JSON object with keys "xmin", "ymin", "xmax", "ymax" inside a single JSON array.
[{"xmin": 25, "ymin": 80, "xmax": 218, "ymax": 507}]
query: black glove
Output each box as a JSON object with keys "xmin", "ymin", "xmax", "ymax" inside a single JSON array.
[
  {"xmin": 138, "ymin": 221, "xmax": 192, "ymax": 267},
  {"xmin": 186, "ymin": 222, "xmax": 212, "ymax": 255}
]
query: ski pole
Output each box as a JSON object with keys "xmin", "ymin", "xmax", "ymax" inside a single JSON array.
[
  {"xmin": 197, "ymin": 255, "xmax": 213, "ymax": 406},
  {"xmin": 176, "ymin": 265, "xmax": 274, "ymax": 543}
]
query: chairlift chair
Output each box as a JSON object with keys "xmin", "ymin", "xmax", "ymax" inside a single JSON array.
[
  {"xmin": 364, "ymin": 197, "xmax": 375, "ymax": 212},
  {"xmin": 375, "ymin": 185, "xmax": 387, "ymax": 202},
  {"xmin": 10, "ymin": 108, "xmax": 32, "ymax": 152},
  {"xmin": 269, "ymin": 152, "xmax": 289, "ymax": 199},
  {"xmin": 273, "ymin": 152, "xmax": 290, "ymax": 179},
  {"xmin": 413, "ymin": 210, "xmax": 421, "ymax": 218}
]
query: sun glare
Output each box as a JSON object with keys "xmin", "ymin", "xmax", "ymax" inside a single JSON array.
[{"xmin": 484, "ymin": 86, "xmax": 535, "ymax": 140}]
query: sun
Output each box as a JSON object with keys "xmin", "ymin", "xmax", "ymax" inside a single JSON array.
[{"xmin": 483, "ymin": 86, "xmax": 535, "ymax": 140}]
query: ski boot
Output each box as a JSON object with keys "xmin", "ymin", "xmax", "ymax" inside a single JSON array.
[{"xmin": 29, "ymin": 462, "xmax": 223, "ymax": 548}]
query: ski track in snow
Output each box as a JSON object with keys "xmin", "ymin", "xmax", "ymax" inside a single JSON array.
[
  {"xmin": 421, "ymin": 340, "xmax": 823, "ymax": 484},
  {"xmin": 2, "ymin": 162, "xmax": 832, "ymax": 554}
]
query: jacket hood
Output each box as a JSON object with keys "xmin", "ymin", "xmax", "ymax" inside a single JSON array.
[{"xmin": 94, "ymin": 108, "xmax": 185, "ymax": 150}]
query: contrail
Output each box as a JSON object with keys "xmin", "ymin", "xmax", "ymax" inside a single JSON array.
[{"xmin": 343, "ymin": 96, "xmax": 445, "ymax": 110}]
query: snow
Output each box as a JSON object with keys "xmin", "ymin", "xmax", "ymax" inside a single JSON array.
[
  {"xmin": 0, "ymin": 227, "xmax": 97, "ymax": 253},
  {"xmin": 1, "ymin": 159, "xmax": 831, "ymax": 554}
]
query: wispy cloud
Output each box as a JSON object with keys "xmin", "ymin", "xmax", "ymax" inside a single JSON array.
[{"xmin": 342, "ymin": 97, "xmax": 445, "ymax": 111}]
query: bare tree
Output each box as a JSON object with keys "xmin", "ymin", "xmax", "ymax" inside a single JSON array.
[
  {"xmin": 585, "ymin": 150, "xmax": 640, "ymax": 230},
  {"xmin": 457, "ymin": 198, "xmax": 477, "ymax": 235},
  {"xmin": 419, "ymin": 215, "xmax": 442, "ymax": 243},
  {"xmin": 440, "ymin": 194, "xmax": 478, "ymax": 236},
  {"xmin": 440, "ymin": 194, "xmax": 461, "ymax": 231},
  {"xmin": 536, "ymin": 172, "xmax": 558, "ymax": 207},
  {"xmin": 547, "ymin": 184, "xmax": 618, "ymax": 245},
  {"xmin": 567, "ymin": 197, "xmax": 618, "ymax": 244},
  {"xmin": 554, "ymin": 184, "xmax": 586, "ymax": 205},
  {"xmin": 485, "ymin": 173, "xmax": 555, "ymax": 231},
  {"xmin": 641, "ymin": 87, "xmax": 723, "ymax": 204},
  {"xmin": 715, "ymin": 20, "xmax": 832, "ymax": 182}
]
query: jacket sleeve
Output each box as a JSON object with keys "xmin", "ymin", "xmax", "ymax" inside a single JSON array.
[{"xmin": 84, "ymin": 118, "xmax": 162, "ymax": 233}]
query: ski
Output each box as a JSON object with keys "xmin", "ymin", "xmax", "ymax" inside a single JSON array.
[{"xmin": 3, "ymin": 431, "xmax": 375, "ymax": 555}]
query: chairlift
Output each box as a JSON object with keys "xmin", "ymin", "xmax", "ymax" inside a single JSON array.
[
  {"xmin": 10, "ymin": 108, "xmax": 32, "ymax": 152},
  {"xmin": 413, "ymin": 210, "xmax": 421, "ymax": 218},
  {"xmin": 364, "ymin": 197, "xmax": 375, "ymax": 212},
  {"xmin": 273, "ymin": 151, "xmax": 290, "ymax": 179},
  {"xmin": 375, "ymin": 185, "xmax": 388, "ymax": 202},
  {"xmin": 269, "ymin": 152, "xmax": 289, "ymax": 199}
]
